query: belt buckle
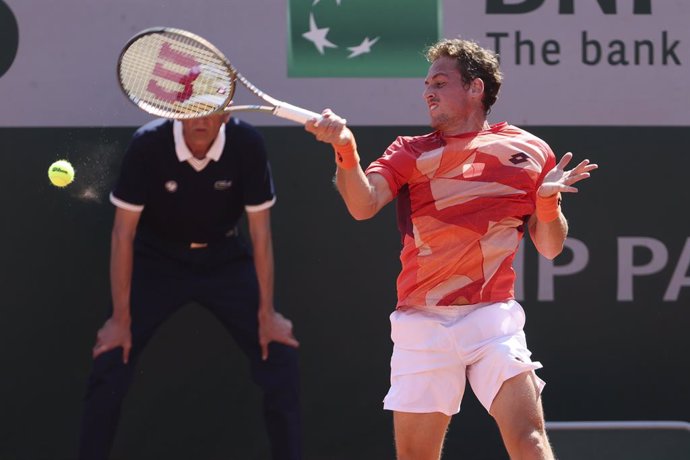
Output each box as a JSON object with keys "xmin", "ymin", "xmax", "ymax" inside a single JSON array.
[{"xmin": 189, "ymin": 242, "xmax": 208, "ymax": 249}]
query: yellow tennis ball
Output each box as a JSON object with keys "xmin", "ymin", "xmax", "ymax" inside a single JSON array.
[{"xmin": 48, "ymin": 160, "xmax": 75, "ymax": 187}]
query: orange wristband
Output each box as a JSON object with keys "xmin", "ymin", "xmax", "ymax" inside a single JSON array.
[
  {"xmin": 536, "ymin": 193, "xmax": 561, "ymax": 223},
  {"xmin": 333, "ymin": 139, "xmax": 360, "ymax": 170}
]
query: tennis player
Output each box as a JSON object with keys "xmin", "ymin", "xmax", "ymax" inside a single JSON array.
[
  {"xmin": 306, "ymin": 38, "xmax": 597, "ymax": 459},
  {"xmin": 78, "ymin": 114, "xmax": 302, "ymax": 460}
]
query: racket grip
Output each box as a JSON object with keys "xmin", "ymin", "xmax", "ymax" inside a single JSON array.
[{"xmin": 273, "ymin": 102, "xmax": 322, "ymax": 125}]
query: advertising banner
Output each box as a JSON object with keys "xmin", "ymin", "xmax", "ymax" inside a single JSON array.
[{"xmin": 0, "ymin": 0, "xmax": 687, "ymax": 126}]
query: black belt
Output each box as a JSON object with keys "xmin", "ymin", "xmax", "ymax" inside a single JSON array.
[{"xmin": 136, "ymin": 226, "xmax": 240, "ymax": 251}]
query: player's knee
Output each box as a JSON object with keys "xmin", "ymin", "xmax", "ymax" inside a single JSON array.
[
  {"xmin": 514, "ymin": 427, "xmax": 553, "ymax": 459},
  {"xmin": 396, "ymin": 445, "xmax": 436, "ymax": 460},
  {"xmin": 395, "ymin": 436, "xmax": 445, "ymax": 460}
]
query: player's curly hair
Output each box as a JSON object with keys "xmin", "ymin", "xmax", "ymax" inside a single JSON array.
[{"xmin": 425, "ymin": 39, "xmax": 502, "ymax": 114}]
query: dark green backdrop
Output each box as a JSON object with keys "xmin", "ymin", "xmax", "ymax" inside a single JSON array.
[{"xmin": 1, "ymin": 125, "xmax": 688, "ymax": 459}]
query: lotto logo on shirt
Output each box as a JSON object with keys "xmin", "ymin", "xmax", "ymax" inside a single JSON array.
[{"xmin": 287, "ymin": 0, "xmax": 441, "ymax": 77}]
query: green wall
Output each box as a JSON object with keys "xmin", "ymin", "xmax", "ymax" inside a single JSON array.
[{"xmin": 1, "ymin": 125, "xmax": 688, "ymax": 459}]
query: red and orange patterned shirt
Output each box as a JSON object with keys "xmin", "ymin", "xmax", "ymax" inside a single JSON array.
[{"xmin": 365, "ymin": 122, "xmax": 556, "ymax": 308}]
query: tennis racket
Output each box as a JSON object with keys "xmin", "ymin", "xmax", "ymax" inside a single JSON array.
[{"xmin": 117, "ymin": 27, "xmax": 321, "ymax": 124}]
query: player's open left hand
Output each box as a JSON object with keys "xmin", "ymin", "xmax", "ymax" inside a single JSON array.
[
  {"xmin": 258, "ymin": 311, "xmax": 300, "ymax": 361},
  {"xmin": 92, "ymin": 316, "xmax": 132, "ymax": 364},
  {"xmin": 538, "ymin": 152, "xmax": 598, "ymax": 197}
]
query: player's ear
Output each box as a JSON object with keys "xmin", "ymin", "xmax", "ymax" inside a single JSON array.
[
  {"xmin": 470, "ymin": 78, "xmax": 484, "ymax": 97},
  {"xmin": 222, "ymin": 113, "xmax": 231, "ymax": 124}
]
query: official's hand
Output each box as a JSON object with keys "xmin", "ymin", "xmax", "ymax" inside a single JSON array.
[
  {"xmin": 92, "ymin": 317, "xmax": 132, "ymax": 364},
  {"xmin": 258, "ymin": 311, "xmax": 300, "ymax": 361},
  {"xmin": 538, "ymin": 152, "xmax": 598, "ymax": 197},
  {"xmin": 305, "ymin": 109, "xmax": 353, "ymax": 146}
]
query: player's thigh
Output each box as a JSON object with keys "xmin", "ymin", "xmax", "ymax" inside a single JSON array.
[
  {"xmin": 490, "ymin": 370, "xmax": 546, "ymax": 438},
  {"xmin": 385, "ymin": 307, "xmax": 469, "ymax": 415},
  {"xmin": 464, "ymin": 301, "xmax": 544, "ymax": 412},
  {"xmin": 394, "ymin": 411, "xmax": 451, "ymax": 460}
]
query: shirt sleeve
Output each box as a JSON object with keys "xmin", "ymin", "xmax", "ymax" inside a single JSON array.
[
  {"xmin": 110, "ymin": 131, "xmax": 149, "ymax": 211},
  {"xmin": 364, "ymin": 136, "xmax": 417, "ymax": 198},
  {"xmin": 240, "ymin": 126, "xmax": 276, "ymax": 212}
]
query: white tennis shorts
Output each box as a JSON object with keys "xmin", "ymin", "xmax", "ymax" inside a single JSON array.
[{"xmin": 383, "ymin": 300, "xmax": 545, "ymax": 416}]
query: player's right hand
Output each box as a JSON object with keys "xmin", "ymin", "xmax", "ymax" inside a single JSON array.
[
  {"xmin": 92, "ymin": 316, "xmax": 132, "ymax": 364},
  {"xmin": 305, "ymin": 108, "xmax": 353, "ymax": 147}
]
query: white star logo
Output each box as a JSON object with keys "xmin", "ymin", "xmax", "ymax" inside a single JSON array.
[
  {"xmin": 347, "ymin": 36, "xmax": 380, "ymax": 58},
  {"xmin": 302, "ymin": 12, "xmax": 338, "ymax": 55}
]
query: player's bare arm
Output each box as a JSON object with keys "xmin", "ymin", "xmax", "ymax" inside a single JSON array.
[
  {"xmin": 335, "ymin": 171, "xmax": 393, "ymax": 221},
  {"xmin": 93, "ymin": 207, "xmax": 139, "ymax": 363},
  {"xmin": 306, "ymin": 109, "xmax": 393, "ymax": 220},
  {"xmin": 529, "ymin": 152, "xmax": 598, "ymax": 259}
]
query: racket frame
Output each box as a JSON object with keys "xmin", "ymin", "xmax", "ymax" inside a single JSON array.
[{"xmin": 117, "ymin": 27, "xmax": 321, "ymax": 124}]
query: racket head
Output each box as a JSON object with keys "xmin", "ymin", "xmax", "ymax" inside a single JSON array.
[{"xmin": 117, "ymin": 27, "xmax": 237, "ymax": 119}]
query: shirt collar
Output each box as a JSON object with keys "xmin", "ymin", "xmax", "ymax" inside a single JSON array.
[{"xmin": 173, "ymin": 120, "xmax": 226, "ymax": 162}]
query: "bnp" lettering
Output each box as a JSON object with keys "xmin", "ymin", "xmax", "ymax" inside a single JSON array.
[{"xmin": 486, "ymin": 0, "xmax": 652, "ymax": 15}]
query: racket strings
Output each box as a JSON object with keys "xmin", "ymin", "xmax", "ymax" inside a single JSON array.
[{"xmin": 119, "ymin": 31, "xmax": 234, "ymax": 118}]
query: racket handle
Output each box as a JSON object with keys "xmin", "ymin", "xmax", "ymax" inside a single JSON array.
[{"xmin": 273, "ymin": 102, "xmax": 322, "ymax": 125}]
